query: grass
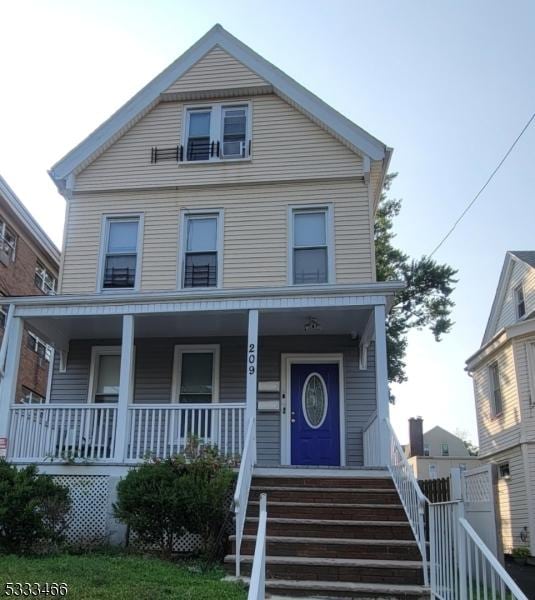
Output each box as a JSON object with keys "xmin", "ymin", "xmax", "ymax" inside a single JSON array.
[{"xmin": 0, "ymin": 553, "xmax": 246, "ymax": 600}]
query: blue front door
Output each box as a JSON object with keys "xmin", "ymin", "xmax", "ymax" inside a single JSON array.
[{"xmin": 290, "ymin": 363, "xmax": 340, "ymax": 466}]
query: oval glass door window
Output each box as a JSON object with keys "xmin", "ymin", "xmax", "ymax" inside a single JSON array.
[{"xmin": 302, "ymin": 373, "xmax": 328, "ymax": 429}]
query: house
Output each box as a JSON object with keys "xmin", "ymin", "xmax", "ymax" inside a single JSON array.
[
  {"xmin": 0, "ymin": 176, "xmax": 60, "ymax": 414},
  {"xmin": 0, "ymin": 26, "xmax": 431, "ymax": 597},
  {"xmin": 466, "ymin": 251, "xmax": 535, "ymax": 555},
  {"xmin": 403, "ymin": 417, "xmax": 481, "ymax": 480}
]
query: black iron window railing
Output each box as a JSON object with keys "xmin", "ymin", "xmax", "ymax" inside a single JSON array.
[
  {"xmin": 184, "ymin": 253, "xmax": 217, "ymax": 288},
  {"xmin": 103, "ymin": 267, "xmax": 136, "ymax": 289}
]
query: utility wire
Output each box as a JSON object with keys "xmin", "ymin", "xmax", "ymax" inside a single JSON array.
[{"xmin": 428, "ymin": 111, "xmax": 535, "ymax": 258}]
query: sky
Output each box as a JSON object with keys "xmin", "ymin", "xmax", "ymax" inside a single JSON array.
[{"xmin": 1, "ymin": 0, "xmax": 534, "ymax": 445}]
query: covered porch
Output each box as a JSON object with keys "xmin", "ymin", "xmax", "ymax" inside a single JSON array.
[{"xmin": 0, "ymin": 285, "xmax": 398, "ymax": 469}]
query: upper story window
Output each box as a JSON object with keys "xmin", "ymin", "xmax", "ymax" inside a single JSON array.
[
  {"xmin": 101, "ymin": 217, "xmax": 140, "ymax": 290},
  {"xmin": 35, "ymin": 261, "xmax": 57, "ymax": 295},
  {"xmin": 181, "ymin": 212, "xmax": 221, "ymax": 289},
  {"xmin": 27, "ymin": 331, "xmax": 52, "ymax": 362},
  {"xmin": 514, "ymin": 284, "xmax": 526, "ymax": 319},
  {"xmin": 0, "ymin": 304, "xmax": 8, "ymax": 329},
  {"xmin": 489, "ymin": 361, "xmax": 503, "ymax": 417},
  {"xmin": 441, "ymin": 443, "xmax": 449, "ymax": 456},
  {"xmin": 291, "ymin": 207, "xmax": 332, "ymax": 285},
  {"xmin": 0, "ymin": 218, "xmax": 17, "ymax": 264},
  {"xmin": 184, "ymin": 103, "xmax": 250, "ymax": 162},
  {"xmin": 423, "ymin": 445, "xmax": 430, "ymax": 456}
]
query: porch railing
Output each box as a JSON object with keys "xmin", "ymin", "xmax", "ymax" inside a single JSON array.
[
  {"xmin": 248, "ymin": 492, "xmax": 267, "ymax": 600},
  {"xmin": 363, "ymin": 412, "xmax": 380, "ymax": 466},
  {"xmin": 8, "ymin": 404, "xmax": 118, "ymax": 461},
  {"xmin": 126, "ymin": 403, "xmax": 246, "ymax": 461}
]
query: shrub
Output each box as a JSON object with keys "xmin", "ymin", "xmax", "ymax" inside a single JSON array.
[
  {"xmin": 0, "ymin": 460, "xmax": 71, "ymax": 554},
  {"xmin": 114, "ymin": 443, "xmax": 235, "ymax": 559}
]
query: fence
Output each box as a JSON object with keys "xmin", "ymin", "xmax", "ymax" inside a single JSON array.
[{"xmin": 420, "ymin": 477, "xmax": 451, "ymax": 503}]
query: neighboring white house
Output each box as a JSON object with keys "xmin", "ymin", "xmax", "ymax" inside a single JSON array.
[{"xmin": 466, "ymin": 250, "xmax": 535, "ymax": 555}]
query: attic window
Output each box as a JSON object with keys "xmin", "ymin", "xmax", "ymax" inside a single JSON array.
[
  {"xmin": 183, "ymin": 103, "xmax": 250, "ymax": 162},
  {"xmin": 515, "ymin": 284, "xmax": 526, "ymax": 319}
]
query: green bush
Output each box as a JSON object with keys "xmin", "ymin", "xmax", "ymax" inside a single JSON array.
[
  {"xmin": 0, "ymin": 460, "xmax": 71, "ymax": 554},
  {"xmin": 114, "ymin": 444, "xmax": 235, "ymax": 559}
]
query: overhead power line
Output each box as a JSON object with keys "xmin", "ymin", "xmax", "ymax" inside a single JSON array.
[{"xmin": 428, "ymin": 111, "xmax": 535, "ymax": 258}]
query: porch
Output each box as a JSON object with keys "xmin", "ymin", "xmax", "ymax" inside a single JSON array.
[{"xmin": 0, "ymin": 285, "xmax": 396, "ymax": 468}]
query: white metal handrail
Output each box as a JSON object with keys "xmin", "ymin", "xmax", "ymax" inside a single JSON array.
[
  {"xmin": 458, "ymin": 518, "xmax": 528, "ymax": 600},
  {"xmin": 234, "ymin": 416, "xmax": 256, "ymax": 577},
  {"xmin": 385, "ymin": 418, "xmax": 429, "ymax": 586},
  {"xmin": 248, "ymin": 492, "xmax": 267, "ymax": 600},
  {"xmin": 429, "ymin": 501, "xmax": 462, "ymax": 600},
  {"xmin": 363, "ymin": 412, "xmax": 380, "ymax": 466}
]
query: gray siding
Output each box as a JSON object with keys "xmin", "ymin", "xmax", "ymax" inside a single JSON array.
[{"xmin": 49, "ymin": 334, "xmax": 376, "ymax": 466}]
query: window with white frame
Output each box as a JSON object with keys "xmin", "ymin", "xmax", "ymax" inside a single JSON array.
[
  {"xmin": 489, "ymin": 361, "xmax": 503, "ymax": 417},
  {"xmin": 515, "ymin": 284, "xmax": 526, "ymax": 319},
  {"xmin": 292, "ymin": 207, "xmax": 330, "ymax": 284},
  {"xmin": 27, "ymin": 332, "xmax": 52, "ymax": 362},
  {"xmin": 184, "ymin": 103, "xmax": 250, "ymax": 162},
  {"xmin": 89, "ymin": 347, "xmax": 121, "ymax": 403},
  {"xmin": 182, "ymin": 213, "xmax": 220, "ymax": 288},
  {"xmin": 101, "ymin": 217, "xmax": 140, "ymax": 290},
  {"xmin": 35, "ymin": 261, "xmax": 57, "ymax": 295},
  {"xmin": 424, "ymin": 444, "xmax": 430, "ymax": 456},
  {"xmin": 498, "ymin": 462, "xmax": 511, "ymax": 480},
  {"xmin": 0, "ymin": 304, "xmax": 8, "ymax": 329},
  {"xmin": 0, "ymin": 218, "xmax": 17, "ymax": 262},
  {"xmin": 441, "ymin": 443, "xmax": 449, "ymax": 456},
  {"xmin": 173, "ymin": 346, "xmax": 219, "ymax": 404},
  {"xmin": 20, "ymin": 386, "xmax": 45, "ymax": 404}
]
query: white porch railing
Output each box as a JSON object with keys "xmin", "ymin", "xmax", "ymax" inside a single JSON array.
[
  {"xmin": 126, "ymin": 403, "xmax": 246, "ymax": 461},
  {"xmin": 234, "ymin": 416, "xmax": 256, "ymax": 578},
  {"xmin": 248, "ymin": 492, "xmax": 267, "ymax": 600},
  {"xmin": 8, "ymin": 404, "xmax": 118, "ymax": 461},
  {"xmin": 363, "ymin": 412, "xmax": 380, "ymax": 466},
  {"xmin": 429, "ymin": 501, "xmax": 462, "ymax": 599}
]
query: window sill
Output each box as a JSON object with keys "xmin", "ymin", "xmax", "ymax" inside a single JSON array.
[
  {"xmin": 99, "ymin": 288, "xmax": 140, "ymax": 295},
  {"xmin": 179, "ymin": 157, "xmax": 252, "ymax": 166}
]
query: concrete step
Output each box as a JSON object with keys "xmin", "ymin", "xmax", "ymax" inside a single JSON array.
[
  {"xmin": 224, "ymin": 555, "xmax": 424, "ymax": 585},
  {"xmin": 247, "ymin": 500, "xmax": 407, "ymax": 521},
  {"xmin": 231, "ymin": 534, "xmax": 422, "ymax": 560},
  {"xmin": 250, "ymin": 485, "xmax": 400, "ymax": 504},
  {"xmin": 243, "ymin": 516, "xmax": 415, "ymax": 540}
]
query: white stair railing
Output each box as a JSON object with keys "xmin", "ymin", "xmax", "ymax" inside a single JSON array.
[
  {"xmin": 384, "ymin": 418, "xmax": 429, "ymax": 586},
  {"xmin": 234, "ymin": 416, "xmax": 256, "ymax": 577},
  {"xmin": 247, "ymin": 493, "xmax": 267, "ymax": 600}
]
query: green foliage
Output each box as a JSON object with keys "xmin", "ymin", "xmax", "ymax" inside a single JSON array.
[
  {"xmin": 375, "ymin": 173, "xmax": 458, "ymax": 384},
  {"xmin": 0, "ymin": 460, "xmax": 71, "ymax": 554},
  {"xmin": 114, "ymin": 444, "xmax": 235, "ymax": 559},
  {"xmin": 511, "ymin": 546, "xmax": 530, "ymax": 559}
]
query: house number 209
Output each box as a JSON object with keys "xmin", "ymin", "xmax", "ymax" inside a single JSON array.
[{"xmin": 248, "ymin": 343, "xmax": 256, "ymax": 375}]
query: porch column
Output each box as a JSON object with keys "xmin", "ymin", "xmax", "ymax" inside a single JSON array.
[
  {"xmin": 246, "ymin": 309, "xmax": 258, "ymax": 436},
  {"xmin": 0, "ymin": 315, "xmax": 24, "ymax": 444},
  {"xmin": 374, "ymin": 304, "xmax": 390, "ymax": 467},
  {"xmin": 115, "ymin": 314, "xmax": 135, "ymax": 462}
]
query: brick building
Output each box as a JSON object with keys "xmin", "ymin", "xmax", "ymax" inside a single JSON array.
[{"xmin": 0, "ymin": 175, "xmax": 60, "ymax": 404}]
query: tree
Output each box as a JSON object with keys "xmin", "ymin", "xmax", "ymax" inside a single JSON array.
[
  {"xmin": 375, "ymin": 173, "xmax": 458, "ymax": 385},
  {"xmin": 454, "ymin": 429, "xmax": 479, "ymax": 456}
]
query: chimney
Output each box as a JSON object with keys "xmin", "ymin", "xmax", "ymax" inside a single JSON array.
[{"xmin": 408, "ymin": 417, "xmax": 424, "ymax": 457}]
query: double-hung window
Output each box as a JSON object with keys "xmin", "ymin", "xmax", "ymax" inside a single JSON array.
[
  {"xmin": 35, "ymin": 261, "xmax": 57, "ymax": 295},
  {"xmin": 21, "ymin": 386, "xmax": 45, "ymax": 404},
  {"xmin": 0, "ymin": 218, "xmax": 17, "ymax": 262},
  {"xmin": 182, "ymin": 213, "xmax": 220, "ymax": 288},
  {"xmin": 102, "ymin": 217, "xmax": 140, "ymax": 290},
  {"xmin": 291, "ymin": 207, "xmax": 331, "ymax": 285},
  {"xmin": 89, "ymin": 347, "xmax": 121, "ymax": 403},
  {"xmin": 515, "ymin": 284, "xmax": 526, "ymax": 319},
  {"xmin": 27, "ymin": 332, "xmax": 52, "ymax": 362},
  {"xmin": 489, "ymin": 361, "xmax": 503, "ymax": 417},
  {"xmin": 441, "ymin": 443, "xmax": 449, "ymax": 457},
  {"xmin": 184, "ymin": 103, "xmax": 250, "ymax": 162}
]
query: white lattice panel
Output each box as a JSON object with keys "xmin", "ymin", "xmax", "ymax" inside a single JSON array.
[
  {"xmin": 464, "ymin": 471, "xmax": 492, "ymax": 503},
  {"xmin": 53, "ymin": 475, "xmax": 109, "ymax": 544}
]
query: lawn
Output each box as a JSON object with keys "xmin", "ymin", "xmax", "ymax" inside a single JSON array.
[{"xmin": 0, "ymin": 554, "xmax": 246, "ymax": 600}]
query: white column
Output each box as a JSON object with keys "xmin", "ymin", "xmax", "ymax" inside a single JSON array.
[
  {"xmin": 0, "ymin": 316, "xmax": 24, "ymax": 442},
  {"xmin": 374, "ymin": 304, "xmax": 390, "ymax": 466},
  {"xmin": 115, "ymin": 314, "xmax": 135, "ymax": 462},
  {"xmin": 246, "ymin": 309, "xmax": 259, "ymax": 429}
]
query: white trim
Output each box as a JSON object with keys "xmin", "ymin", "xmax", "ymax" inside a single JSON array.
[
  {"xmin": 288, "ymin": 204, "xmax": 335, "ymax": 286},
  {"xmin": 171, "ymin": 344, "xmax": 220, "ymax": 404},
  {"xmin": 87, "ymin": 345, "xmax": 122, "ymax": 404},
  {"xmin": 45, "ymin": 347, "xmax": 55, "ymax": 403},
  {"xmin": 280, "ymin": 353, "xmax": 345, "ymax": 467},
  {"xmin": 49, "ymin": 25, "xmax": 387, "ymax": 191},
  {"xmin": 97, "ymin": 213, "xmax": 144, "ymax": 293},
  {"xmin": 177, "ymin": 209, "xmax": 224, "ymax": 290},
  {"xmin": 487, "ymin": 361, "xmax": 503, "ymax": 418}
]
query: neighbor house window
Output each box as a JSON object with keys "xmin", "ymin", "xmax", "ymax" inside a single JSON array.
[
  {"xmin": 515, "ymin": 284, "xmax": 526, "ymax": 319},
  {"xmin": 0, "ymin": 218, "xmax": 17, "ymax": 262},
  {"xmin": 89, "ymin": 347, "xmax": 122, "ymax": 403},
  {"xmin": 27, "ymin": 332, "xmax": 52, "ymax": 362},
  {"xmin": 182, "ymin": 213, "xmax": 221, "ymax": 288},
  {"xmin": 292, "ymin": 207, "xmax": 331, "ymax": 284},
  {"xmin": 0, "ymin": 305, "xmax": 8, "ymax": 329},
  {"xmin": 101, "ymin": 217, "xmax": 140, "ymax": 290},
  {"xmin": 34, "ymin": 261, "xmax": 57, "ymax": 295},
  {"xmin": 498, "ymin": 462, "xmax": 511, "ymax": 480},
  {"xmin": 424, "ymin": 445, "xmax": 430, "ymax": 456},
  {"xmin": 184, "ymin": 103, "xmax": 250, "ymax": 162},
  {"xmin": 489, "ymin": 362, "xmax": 503, "ymax": 417},
  {"xmin": 441, "ymin": 443, "xmax": 449, "ymax": 457},
  {"xmin": 20, "ymin": 386, "xmax": 45, "ymax": 404}
]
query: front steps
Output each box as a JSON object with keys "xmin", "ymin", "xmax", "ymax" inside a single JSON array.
[{"xmin": 225, "ymin": 471, "xmax": 429, "ymax": 599}]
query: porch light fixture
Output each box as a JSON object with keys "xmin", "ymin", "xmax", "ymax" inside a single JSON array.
[{"xmin": 304, "ymin": 317, "xmax": 321, "ymax": 333}]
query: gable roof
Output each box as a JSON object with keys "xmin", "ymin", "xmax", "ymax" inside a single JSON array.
[
  {"xmin": 0, "ymin": 175, "xmax": 61, "ymax": 266},
  {"xmin": 482, "ymin": 250, "xmax": 535, "ymax": 345},
  {"xmin": 49, "ymin": 24, "xmax": 391, "ymax": 194}
]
